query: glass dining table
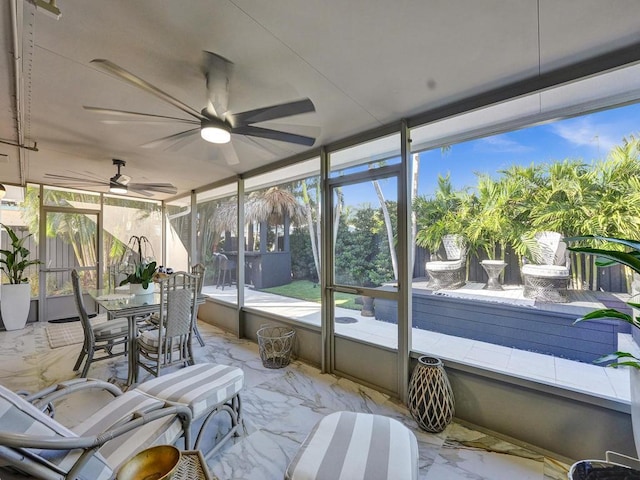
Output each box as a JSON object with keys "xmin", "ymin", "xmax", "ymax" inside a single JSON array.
[{"xmin": 89, "ymin": 286, "xmax": 205, "ymax": 386}]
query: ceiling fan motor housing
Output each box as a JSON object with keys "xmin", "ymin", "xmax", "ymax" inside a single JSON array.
[{"xmin": 200, "ymin": 114, "xmax": 231, "ymax": 144}]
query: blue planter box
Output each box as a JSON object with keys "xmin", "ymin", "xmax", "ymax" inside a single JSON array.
[{"xmin": 375, "ymin": 290, "xmax": 620, "ymax": 363}]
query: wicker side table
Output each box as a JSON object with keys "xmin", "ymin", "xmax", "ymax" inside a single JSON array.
[{"xmin": 480, "ymin": 260, "xmax": 507, "ymax": 291}]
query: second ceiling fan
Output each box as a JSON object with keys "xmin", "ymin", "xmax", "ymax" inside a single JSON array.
[{"xmin": 84, "ymin": 51, "xmax": 317, "ymax": 165}]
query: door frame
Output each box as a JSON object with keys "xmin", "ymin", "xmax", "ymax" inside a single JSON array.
[
  {"xmin": 38, "ymin": 204, "xmax": 103, "ymax": 322},
  {"xmin": 324, "ymin": 163, "xmax": 402, "ymax": 394}
]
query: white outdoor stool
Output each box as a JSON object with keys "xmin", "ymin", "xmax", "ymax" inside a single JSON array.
[
  {"xmin": 135, "ymin": 363, "xmax": 244, "ymax": 460},
  {"xmin": 285, "ymin": 411, "xmax": 419, "ymax": 480}
]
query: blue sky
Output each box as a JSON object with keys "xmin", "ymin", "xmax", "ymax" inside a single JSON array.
[{"xmin": 352, "ymin": 102, "xmax": 640, "ymax": 206}]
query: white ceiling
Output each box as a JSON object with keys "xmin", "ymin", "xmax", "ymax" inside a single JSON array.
[{"xmin": 1, "ymin": 0, "xmax": 640, "ymax": 199}]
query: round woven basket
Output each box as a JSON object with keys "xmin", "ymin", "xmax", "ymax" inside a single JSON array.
[{"xmin": 257, "ymin": 325, "xmax": 295, "ymax": 369}]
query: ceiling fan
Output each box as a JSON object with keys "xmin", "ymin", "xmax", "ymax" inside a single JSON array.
[
  {"xmin": 83, "ymin": 51, "xmax": 317, "ymax": 165},
  {"xmin": 44, "ymin": 159, "xmax": 178, "ymax": 197}
]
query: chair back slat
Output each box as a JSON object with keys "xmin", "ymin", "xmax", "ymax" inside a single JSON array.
[{"xmin": 71, "ymin": 270, "xmax": 95, "ymax": 343}]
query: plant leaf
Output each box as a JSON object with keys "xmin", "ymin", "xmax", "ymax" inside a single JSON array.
[
  {"xmin": 565, "ymin": 235, "xmax": 640, "ymax": 252},
  {"xmin": 574, "ymin": 308, "xmax": 633, "ymax": 323},
  {"xmin": 565, "ymin": 246, "xmax": 640, "ymax": 275}
]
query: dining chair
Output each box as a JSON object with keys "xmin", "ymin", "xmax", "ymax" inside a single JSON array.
[
  {"xmin": 190, "ymin": 263, "xmax": 206, "ymax": 347},
  {"xmin": 136, "ymin": 271, "xmax": 199, "ymax": 378},
  {"xmin": 71, "ymin": 269, "xmax": 130, "ymax": 378}
]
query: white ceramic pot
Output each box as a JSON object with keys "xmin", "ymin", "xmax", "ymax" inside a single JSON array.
[
  {"xmin": 0, "ymin": 283, "xmax": 32, "ymax": 331},
  {"xmin": 631, "ymin": 368, "xmax": 640, "ymax": 459},
  {"xmin": 129, "ymin": 283, "xmax": 154, "ymax": 296}
]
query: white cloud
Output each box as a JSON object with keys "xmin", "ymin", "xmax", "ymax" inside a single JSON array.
[
  {"xmin": 476, "ymin": 135, "xmax": 532, "ymax": 154},
  {"xmin": 551, "ymin": 117, "xmax": 617, "ymax": 152}
]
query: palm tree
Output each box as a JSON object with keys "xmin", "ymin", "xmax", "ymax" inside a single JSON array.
[
  {"xmin": 465, "ymin": 174, "xmax": 513, "ymax": 261},
  {"xmin": 415, "ymin": 174, "xmax": 472, "ymax": 253}
]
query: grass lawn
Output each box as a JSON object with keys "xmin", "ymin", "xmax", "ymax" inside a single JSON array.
[{"xmin": 260, "ymin": 280, "xmax": 360, "ymax": 311}]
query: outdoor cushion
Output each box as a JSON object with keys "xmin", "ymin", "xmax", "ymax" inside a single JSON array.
[
  {"xmin": 92, "ymin": 316, "xmax": 129, "ymax": 338},
  {"xmin": 0, "ymin": 384, "xmax": 112, "ymax": 480},
  {"xmin": 137, "ymin": 327, "xmax": 184, "ymax": 350},
  {"xmin": 521, "ymin": 264, "xmax": 570, "ymax": 277},
  {"xmin": 425, "ymin": 260, "xmax": 464, "ymax": 272},
  {"xmin": 70, "ymin": 389, "xmax": 184, "ymax": 474},
  {"xmin": 285, "ymin": 411, "xmax": 418, "ymax": 480},
  {"xmin": 135, "ymin": 363, "xmax": 244, "ymax": 420}
]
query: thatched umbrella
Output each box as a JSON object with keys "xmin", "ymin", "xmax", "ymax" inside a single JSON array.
[
  {"xmin": 209, "ymin": 187, "xmax": 306, "ymax": 252},
  {"xmin": 210, "ymin": 200, "xmax": 238, "ymax": 235},
  {"xmin": 247, "ymin": 187, "xmax": 306, "ymax": 226}
]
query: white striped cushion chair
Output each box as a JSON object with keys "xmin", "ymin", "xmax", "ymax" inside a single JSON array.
[
  {"xmin": 285, "ymin": 411, "xmax": 419, "ymax": 480},
  {"xmin": 0, "ymin": 379, "xmax": 192, "ymax": 480},
  {"xmin": 135, "ymin": 363, "xmax": 244, "ymax": 460},
  {"xmin": 69, "ymin": 390, "xmax": 187, "ymax": 473},
  {"xmin": 0, "ymin": 383, "xmax": 112, "ymax": 480}
]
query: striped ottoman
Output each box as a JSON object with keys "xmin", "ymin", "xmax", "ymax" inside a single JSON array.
[
  {"xmin": 285, "ymin": 411, "xmax": 419, "ymax": 480},
  {"xmin": 135, "ymin": 363, "xmax": 244, "ymax": 460}
]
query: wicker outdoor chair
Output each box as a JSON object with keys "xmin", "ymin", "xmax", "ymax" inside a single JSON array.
[
  {"xmin": 0, "ymin": 377, "xmax": 191, "ymax": 480},
  {"xmin": 136, "ymin": 271, "xmax": 199, "ymax": 378},
  {"xmin": 425, "ymin": 234, "xmax": 468, "ymax": 290},
  {"xmin": 521, "ymin": 231, "xmax": 571, "ymax": 303},
  {"xmin": 71, "ymin": 270, "xmax": 129, "ymax": 378}
]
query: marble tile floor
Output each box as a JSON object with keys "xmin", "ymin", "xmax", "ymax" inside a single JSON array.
[{"xmin": 0, "ymin": 321, "xmax": 572, "ymax": 479}]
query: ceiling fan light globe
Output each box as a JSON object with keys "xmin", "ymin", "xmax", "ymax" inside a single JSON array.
[
  {"xmin": 201, "ymin": 125, "xmax": 231, "ymax": 144},
  {"xmin": 109, "ymin": 183, "xmax": 128, "ymax": 194}
]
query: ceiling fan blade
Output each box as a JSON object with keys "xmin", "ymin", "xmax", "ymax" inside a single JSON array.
[
  {"xmin": 233, "ymin": 134, "xmax": 291, "ymax": 158},
  {"xmin": 232, "ymin": 125, "xmax": 316, "ymax": 146},
  {"xmin": 83, "ymin": 106, "xmax": 198, "ymax": 124},
  {"xmin": 123, "ymin": 186, "xmax": 154, "ymax": 197},
  {"xmin": 43, "ymin": 173, "xmax": 109, "ymax": 185},
  {"xmin": 259, "ymin": 122, "xmax": 321, "ymax": 139},
  {"xmin": 218, "ymin": 142, "xmax": 240, "ymax": 166},
  {"xmin": 202, "ymin": 51, "xmax": 233, "ymax": 118},
  {"xmin": 90, "ymin": 59, "xmax": 205, "ymax": 121},
  {"xmin": 128, "ymin": 183, "xmax": 178, "ymax": 195},
  {"xmin": 140, "ymin": 128, "xmax": 200, "ymax": 149},
  {"xmin": 230, "ymin": 98, "xmax": 315, "ymax": 126}
]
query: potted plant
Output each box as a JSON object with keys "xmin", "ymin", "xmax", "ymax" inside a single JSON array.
[
  {"xmin": 0, "ymin": 224, "xmax": 41, "ymax": 330},
  {"xmin": 566, "ymin": 235, "xmax": 640, "ymax": 458},
  {"xmin": 118, "ymin": 235, "xmax": 157, "ymax": 295}
]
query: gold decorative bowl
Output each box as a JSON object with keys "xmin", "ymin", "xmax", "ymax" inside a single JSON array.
[{"xmin": 117, "ymin": 445, "xmax": 181, "ymax": 480}]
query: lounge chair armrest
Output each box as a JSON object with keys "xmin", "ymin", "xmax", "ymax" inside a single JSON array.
[
  {"xmin": 22, "ymin": 378, "xmax": 123, "ymax": 412},
  {"xmin": 0, "ymin": 403, "xmax": 192, "ymax": 450}
]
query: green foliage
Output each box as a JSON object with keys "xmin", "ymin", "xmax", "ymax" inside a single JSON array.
[
  {"xmin": 289, "ymin": 228, "xmax": 317, "ymax": 282},
  {"xmin": 260, "ymin": 280, "xmax": 359, "ymax": 310},
  {"xmin": 567, "ymin": 234, "xmax": 640, "ymax": 368},
  {"xmin": 335, "ymin": 206, "xmax": 394, "ymax": 287},
  {"xmin": 414, "ymin": 138, "xmax": 640, "ymax": 270},
  {"xmin": 119, "ymin": 261, "xmax": 157, "ymax": 289},
  {"xmin": 415, "ymin": 175, "xmax": 473, "ymax": 252},
  {"xmin": 0, "ymin": 224, "xmax": 41, "ymax": 284},
  {"xmin": 118, "ymin": 236, "xmax": 157, "ymax": 288}
]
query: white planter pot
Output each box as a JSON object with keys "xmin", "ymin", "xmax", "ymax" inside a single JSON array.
[
  {"xmin": 129, "ymin": 283, "xmax": 154, "ymax": 296},
  {"xmin": 631, "ymin": 368, "xmax": 640, "ymax": 459},
  {"xmin": 0, "ymin": 283, "xmax": 32, "ymax": 331}
]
